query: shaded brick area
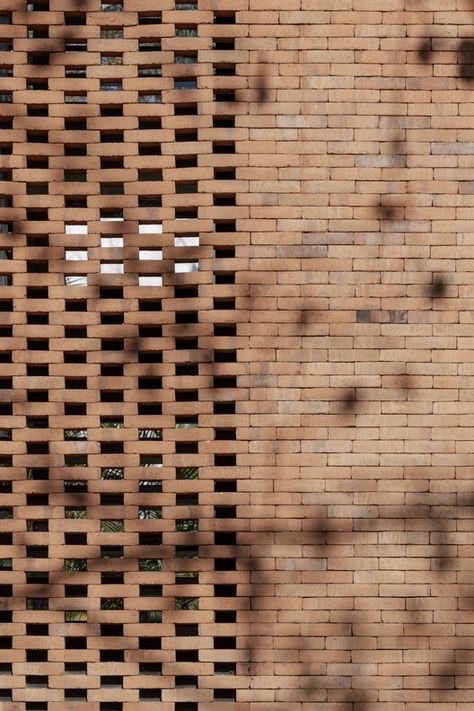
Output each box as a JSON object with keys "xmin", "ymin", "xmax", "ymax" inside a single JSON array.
[{"xmin": 1, "ymin": 0, "xmax": 474, "ymax": 709}]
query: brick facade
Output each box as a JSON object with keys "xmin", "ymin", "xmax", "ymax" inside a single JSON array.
[{"xmin": 1, "ymin": 0, "xmax": 474, "ymax": 708}]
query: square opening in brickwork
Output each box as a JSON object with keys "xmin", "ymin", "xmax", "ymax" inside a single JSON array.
[
  {"xmin": 65, "ymin": 534, "xmax": 87, "ymax": 548},
  {"xmin": 64, "ymin": 144, "xmax": 87, "ymax": 157},
  {"xmin": 175, "ymin": 23, "xmax": 197, "ymax": 36},
  {"xmin": 28, "ymin": 50, "xmax": 49, "ymax": 65},
  {"xmin": 175, "ymin": 103, "xmax": 198, "ymax": 117},
  {"xmin": 27, "ymin": 156, "xmax": 48, "ymax": 170},
  {"xmin": 175, "ymin": 129, "xmax": 198, "ymax": 143},
  {"xmin": 65, "ymin": 40, "xmax": 87, "ymax": 52},
  {"xmin": 139, "ymin": 195, "xmax": 162, "ymax": 208},
  {"xmin": 27, "ymin": 391, "xmax": 48, "ymax": 403},
  {"xmin": 65, "ymin": 663, "xmax": 87, "ymax": 673},
  {"xmin": 175, "ymin": 651, "xmax": 198, "ymax": 664},
  {"xmin": 27, "ymin": 105, "xmax": 48, "ymax": 117},
  {"xmin": 139, "ymin": 170, "xmax": 163, "ymax": 182},
  {"xmin": 26, "ymin": 675, "xmax": 48, "ymax": 688},
  {"xmin": 138, "ymin": 637, "xmax": 162, "ymax": 650},
  {"xmin": 100, "ymin": 106, "xmax": 123, "ymax": 119},
  {"xmin": 100, "ymin": 312, "xmax": 124, "ymax": 325},
  {"xmin": 138, "ymin": 64, "xmax": 162, "ymax": 77},
  {"xmin": 214, "ymin": 89, "xmax": 236, "ymax": 102},
  {"xmin": 214, "ymin": 64, "xmax": 236, "ymax": 77},
  {"xmin": 215, "ymin": 558, "xmax": 236, "ymax": 571},
  {"xmin": 27, "ymin": 442, "xmax": 49, "ymax": 455},
  {"xmin": 213, "ymin": 37, "xmax": 234, "ymax": 50},
  {"xmin": 139, "ymin": 689, "xmax": 162, "ymax": 701},
  {"xmin": 214, "ymin": 10, "xmax": 235, "ymax": 23},
  {"xmin": 213, "ymin": 193, "xmax": 236, "ymax": 206},
  {"xmin": 140, "ymin": 663, "xmax": 162, "ymax": 676},
  {"xmin": 139, "ymin": 13, "xmax": 161, "ymax": 24},
  {"xmin": 27, "ymin": 0, "xmax": 49, "ymax": 10},
  {"xmin": 26, "ymin": 624, "xmax": 48, "ymax": 636},
  {"xmin": 27, "ymin": 25, "xmax": 47, "ymax": 37},
  {"xmin": 139, "ymin": 91, "xmax": 163, "ymax": 106},
  {"xmin": 175, "ymin": 363, "xmax": 198, "ymax": 376},
  {"xmin": 175, "ymin": 77, "xmax": 197, "ymax": 90},
  {"xmin": 100, "ymin": 650, "xmax": 124, "ymax": 662},
  {"xmin": 214, "ymin": 531, "xmax": 236, "ymax": 546},
  {"xmin": 65, "ymin": 689, "xmax": 87, "ymax": 700},
  {"xmin": 138, "ymin": 118, "xmax": 162, "ymax": 131},
  {"xmin": 27, "ymin": 417, "xmax": 48, "ymax": 429},
  {"xmin": 215, "ymin": 610, "xmax": 236, "ymax": 623},
  {"xmin": 101, "ymin": 675, "xmax": 123, "ymax": 687},
  {"xmin": 214, "ymin": 480, "xmax": 237, "ymax": 494},
  {"xmin": 65, "ymin": 66, "xmax": 86, "ymax": 79},
  {"xmin": 65, "ymin": 586, "xmax": 87, "ymax": 599},
  {"xmin": 174, "ymin": 156, "xmax": 197, "ymax": 171},
  {"xmin": 101, "ymin": 27, "xmax": 123, "ymax": 38},
  {"xmin": 212, "ymin": 141, "xmax": 235, "ymax": 155},
  {"xmin": 27, "ymin": 520, "xmax": 48, "ymax": 532},
  {"xmin": 215, "ymin": 505, "xmax": 236, "ymax": 518},
  {"xmin": 139, "ymin": 143, "xmax": 162, "ymax": 156},
  {"xmin": 101, "ymin": 79, "xmax": 123, "ymax": 92},
  {"xmin": 64, "ymin": 352, "xmax": 87, "ymax": 364},
  {"xmin": 101, "ymin": 494, "xmax": 124, "ymax": 507},
  {"xmin": 101, "ymin": 0, "xmax": 123, "ymax": 11},
  {"xmin": 214, "ymin": 689, "xmax": 237, "ymax": 701},
  {"xmin": 101, "ymin": 52, "xmax": 123, "ymax": 65},
  {"xmin": 64, "ymin": 12, "xmax": 85, "ymax": 24}
]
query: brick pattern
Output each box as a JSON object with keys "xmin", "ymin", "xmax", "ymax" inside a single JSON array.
[{"xmin": 1, "ymin": 0, "xmax": 474, "ymax": 709}]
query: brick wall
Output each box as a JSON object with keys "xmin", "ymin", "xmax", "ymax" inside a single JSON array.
[{"xmin": 1, "ymin": 0, "xmax": 474, "ymax": 708}]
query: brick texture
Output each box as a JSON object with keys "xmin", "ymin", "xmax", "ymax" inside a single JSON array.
[{"xmin": 1, "ymin": 0, "xmax": 474, "ymax": 709}]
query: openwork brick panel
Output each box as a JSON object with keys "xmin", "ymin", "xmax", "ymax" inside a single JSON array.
[{"xmin": 1, "ymin": 0, "xmax": 474, "ymax": 709}]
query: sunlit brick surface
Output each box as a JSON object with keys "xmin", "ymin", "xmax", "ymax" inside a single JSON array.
[{"xmin": 2, "ymin": 0, "xmax": 474, "ymax": 709}]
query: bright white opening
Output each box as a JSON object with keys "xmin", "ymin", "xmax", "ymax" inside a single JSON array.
[
  {"xmin": 174, "ymin": 235, "xmax": 199, "ymax": 247},
  {"xmin": 65, "ymin": 224, "xmax": 88, "ymax": 235},
  {"xmin": 65, "ymin": 250, "xmax": 87, "ymax": 261},
  {"xmin": 100, "ymin": 263, "xmax": 124, "ymax": 274},
  {"xmin": 175, "ymin": 261, "xmax": 198, "ymax": 273},
  {"xmin": 101, "ymin": 236, "xmax": 124, "ymax": 248},
  {"xmin": 139, "ymin": 250, "xmax": 162, "ymax": 260},
  {"xmin": 139, "ymin": 223, "xmax": 163, "ymax": 234},
  {"xmin": 139, "ymin": 276, "xmax": 163, "ymax": 286},
  {"xmin": 65, "ymin": 275, "xmax": 88, "ymax": 286}
]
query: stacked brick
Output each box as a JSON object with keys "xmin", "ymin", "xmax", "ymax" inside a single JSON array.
[{"xmin": 1, "ymin": 0, "xmax": 474, "ymax": 709}]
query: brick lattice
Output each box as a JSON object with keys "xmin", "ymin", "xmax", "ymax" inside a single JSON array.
[{"xmin": 1, "ymin": 0, "xmax": 474, "ymax": 709}]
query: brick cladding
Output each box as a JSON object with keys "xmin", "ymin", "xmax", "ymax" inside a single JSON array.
[{"xmin": 0, "ymin": 0, "xmax": 474, "ymax": 708}]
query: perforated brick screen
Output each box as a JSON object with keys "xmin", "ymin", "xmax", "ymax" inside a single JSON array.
[{"xmin": 1, "ymin": 0, "xmax": 474, "ymax": 709}]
